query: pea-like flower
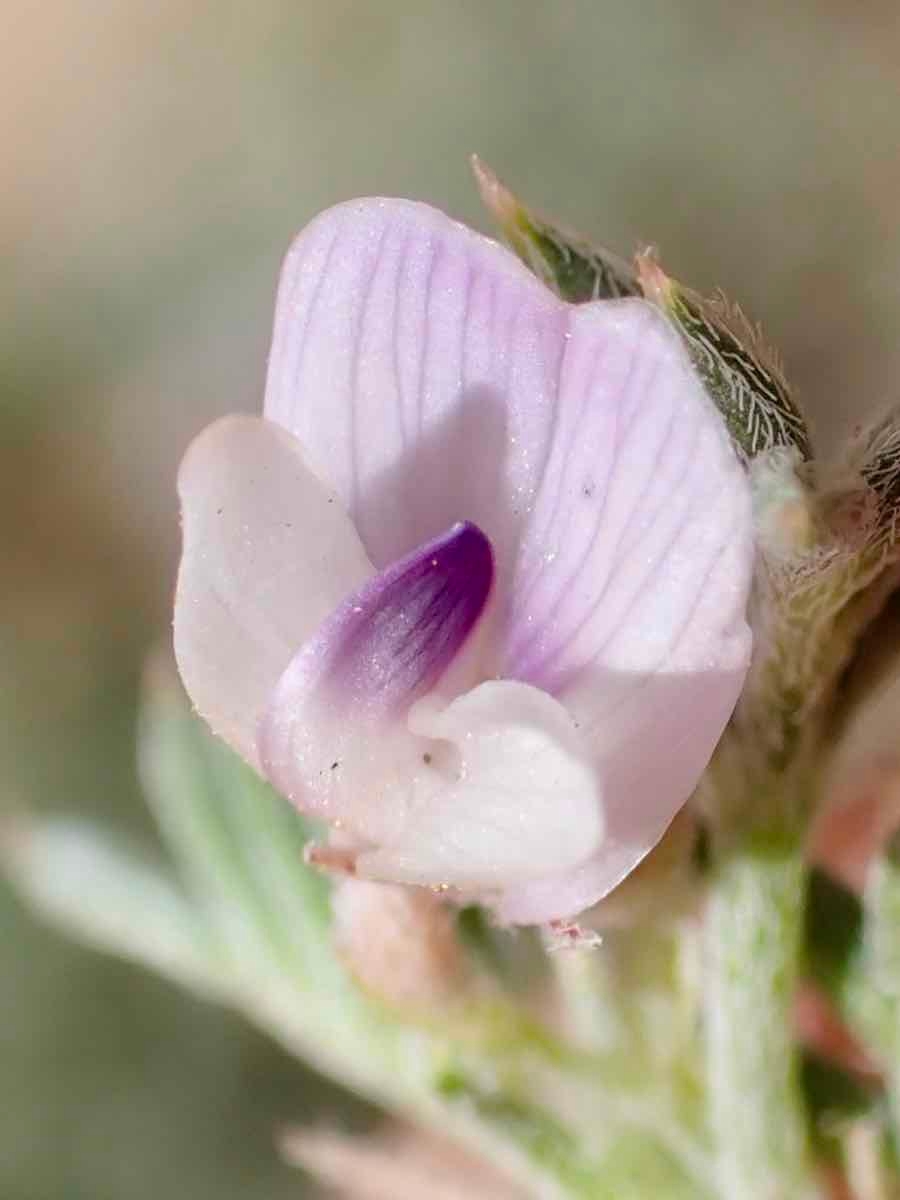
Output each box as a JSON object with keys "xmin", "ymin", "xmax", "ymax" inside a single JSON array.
[{"xmin": 174, "ymin": 199, "xmax": 753, "ymax": 925}]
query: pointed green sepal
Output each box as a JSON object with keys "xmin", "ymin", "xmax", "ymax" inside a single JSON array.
[
  {"xmin": 637, "ymin": 254, "xmax": 810, "ymax": 462},
  {"xmin": 472, "ymin": 158, "xmax": 810, "ymax": 464},
  {"xmin": 844, "ymin": 404, "xmax": 900, "ymax": 550},
  {"xmin": 471, "ymin": 155, "xmax": 639, "ymax": 303}
]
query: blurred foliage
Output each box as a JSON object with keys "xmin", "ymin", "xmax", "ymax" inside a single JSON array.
[{"xmin": 5, "ymin": 1, "xmax": 900, "ymax": 1195}]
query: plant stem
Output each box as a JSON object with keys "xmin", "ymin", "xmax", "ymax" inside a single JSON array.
[
  {"xmin": 862, "ymin": 847, "xmax": 900, "ymax": 1148},
  {"xmin": 706, "ymin": 834, "xmax": 814, "ymax": 1199}
]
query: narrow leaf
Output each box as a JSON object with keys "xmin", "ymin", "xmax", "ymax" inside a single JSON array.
[
  {"xmin": 2, "ymin": 818, "xmax": 217, "ymax": 995},
  {"xmin": 137, "ymin": 652, "xmax": 331, "ymax": 979}
]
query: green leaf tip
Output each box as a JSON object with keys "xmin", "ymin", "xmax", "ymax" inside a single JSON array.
[
  {"xmin": 1, "ymin": 816, "xmax": 217, "ymax": 994},
  {"xmin": 636, "ymin": 253, "xmax": 811, "ymax": 462},
  {"xmin": 471, "ymin": 154, "xmax": 639, "ymax": 303}
]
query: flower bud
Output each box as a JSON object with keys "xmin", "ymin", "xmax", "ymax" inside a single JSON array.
[
  {"xmin": 280, "ymin": 1125, "xmax": 528, "ymax": 1200},
  {"xmin": 331, "ymin": 878, "xmax": 467, "ymax": 1012},
  {"xmin": 749, "ymin": 447, "xmax": 818, "ymax": 561}
]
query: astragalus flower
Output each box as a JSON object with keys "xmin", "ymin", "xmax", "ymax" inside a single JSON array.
[{"xmin": 174, "ymin": 198, "xmax": 753, "ymax": 925}]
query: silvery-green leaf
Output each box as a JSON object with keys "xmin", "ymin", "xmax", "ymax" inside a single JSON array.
[
  {"xmin": 436, "ymin": 1069, "xmax": 709, "ymax": 1200},
  {"xmin": 137, "ymin": 653, "xmax": 331, "ymax": 980},
  {"xmin": 1, "ymin": 818, "xmax": 217, "ymax": 995},
  {"xmin": 2, "ymin": 653, "xmax": 720, "ymax": 1199}
]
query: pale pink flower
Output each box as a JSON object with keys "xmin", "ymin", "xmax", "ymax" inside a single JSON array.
[{"xmin": 174, "ymin": 199, "xmax": 752, "ymax": 924}]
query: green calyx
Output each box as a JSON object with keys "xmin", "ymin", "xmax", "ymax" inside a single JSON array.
[{"xmin": 474, "ymin": 157, "xmax": 811, "ymax": 464}]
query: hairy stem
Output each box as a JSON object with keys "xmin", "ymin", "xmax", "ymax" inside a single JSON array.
[{"xmin": 706, "ymin": 834, "xmax": 814, "ymax": 1199}]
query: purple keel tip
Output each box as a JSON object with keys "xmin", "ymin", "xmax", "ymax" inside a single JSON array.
[{"xmin": 313, "ymin": 521, "xmax": 494, "ymax": 712}]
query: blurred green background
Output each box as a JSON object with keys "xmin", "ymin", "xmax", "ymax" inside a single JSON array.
[{"xmin": 4, "ymin": 2, "xmax": 900, "ymax": 1195}]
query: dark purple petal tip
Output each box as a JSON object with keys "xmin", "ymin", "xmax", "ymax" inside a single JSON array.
[{"xmin": 321, "ymin": 521, "xmax": 494, "ymax": 710}]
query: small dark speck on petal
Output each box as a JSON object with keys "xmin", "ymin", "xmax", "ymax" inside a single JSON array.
[
  {"xmin": 216, "ymin": 507, "xmax": 223, "ymax": 515},
  {"xmin": 330, "ymin": 760, "xmax": 340, "ymax": 770},
  {"xmin": 422, "ymin": 752, "xmax": 432, "ymax": 765}
]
